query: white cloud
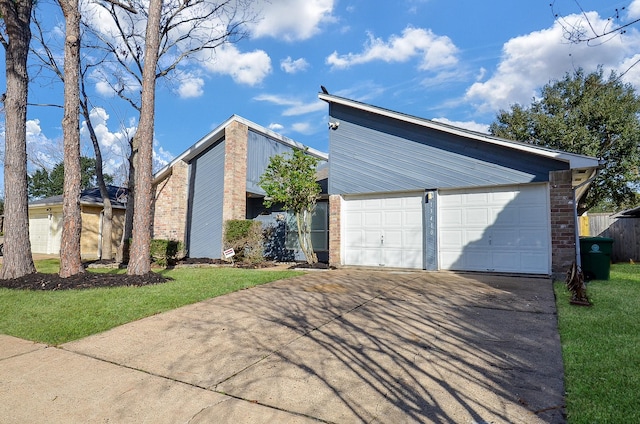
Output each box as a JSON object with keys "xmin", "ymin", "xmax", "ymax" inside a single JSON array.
[
  {"xmin": 326, "ymin": 27, "xmax": 459, "ymax": 70},
  {"xmin": 281, "ymin": 57, "xmax": 310, "ymax": 74},
  {"xmin": 250, "ymin": 0, "xmax": 335, "ymax": 41},
  {"xmin": 627, "ymin": 0, "xmax": 640, "ymax": 20},
  {"xmin": 177, "ymin": 76, "xmax": 205, "ymax": 98},
  {"xmin": 465, "ymin": 11, "xmax": 640, "ymax": 113},
  {"xmin": 153, "ymin": 140, "xmax": 174, "ymax": 171},
  {"xmin": 269, "ymin": 123, "xmax": 284, "ymax": 131},
  {"xmin": 254, "ymin": 94, "xmax": 325, "ymax": 116},
  {"xmin": 431, "ymin": 118, "xmax": 489, "ymax": 134},
  {"xmin": 203, "ymin": 45, "xmax": 272, "ymax": 85},
  {"xmin": 291, "ymin": 122, "xmax": 313, "ymax": 134}
]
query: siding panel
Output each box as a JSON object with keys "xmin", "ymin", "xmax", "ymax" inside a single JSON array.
[
  {"xmin": 187, "ymin": 139, "xmax": 225, "ymax": 258},
  {"xmin": 328, "ymin": 104, "xmax": 568, "ymax": 195},
  {"xmin": 246, "ymin": 130, "xmax": 324, "ymax": 195}
]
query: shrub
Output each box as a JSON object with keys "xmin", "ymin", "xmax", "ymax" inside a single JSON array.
[
  {"xmin": 224, "ymin": 220, "xmax": 264, "ymax": 264},
  {"xmin": 150, "ymin": 239, "xmax": 184, "ymax": 267}
]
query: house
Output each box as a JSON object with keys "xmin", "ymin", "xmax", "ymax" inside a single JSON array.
[
  {"xmin": 28, "ymin": 186, "xmax": 127, "ymax": 258},
  {"xmin": 319, "ymin": 93, "xmax": 601, "ymax": 276},
  {"xmin": 152, "ymin": 115, "xmax": 329, "ymax": 261}
]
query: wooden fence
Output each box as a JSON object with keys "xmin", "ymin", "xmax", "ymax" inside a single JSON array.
[{"xmin": 582, "ymin": 213, "xmax": 640, "ymax": 263}]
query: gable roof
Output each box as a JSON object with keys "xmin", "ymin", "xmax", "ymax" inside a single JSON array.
[
  {"xmin": 29, "ymin": 185, "xmax": 128, "ymax": 209},
  {"xmin": 154, "ymin": 115, "xmax": 328, "ymax": 183},
  {"xmin": 319, "ymin": 93, "xmax": 601, "ymax": 198}
]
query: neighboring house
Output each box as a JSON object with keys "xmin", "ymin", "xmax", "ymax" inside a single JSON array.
[
  {"xmin": 152, "ymin": 115, "xmax": 329, "ymax": 261},
  {"xmin": 28, "ymin": 186, "xmax": 127, "ymax": 258},
  {"xmin": 319, "ymin": 93, "xmax": 601, "ymax": 277}
]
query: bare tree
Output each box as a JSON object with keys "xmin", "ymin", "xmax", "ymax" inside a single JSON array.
[
  {"xmin": 551, "ymin": 1, "xmax": 640, "ymax": 45},
  {"xmin": 80, "ymin": 0, "xmax": 256, "ymax": 273},
  {"xmin": 0, "ymin": 0, "xmax": 37, "ymax": 279},
  {"xmin": 551, "ymin": 1, "xmax": 640, "ymax": 75}
]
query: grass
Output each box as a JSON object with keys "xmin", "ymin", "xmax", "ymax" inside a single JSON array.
[
  {"xmin": 0, "ymin": 259, "xmax": 301, "ymax": 345},
  {"xmin": 555, "ymin": 263, "xmax": 640, "ymax": 424}
]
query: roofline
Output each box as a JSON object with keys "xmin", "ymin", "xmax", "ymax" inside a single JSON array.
[
  {"xmin": 154, "ymin": 115, "xmax": 329, "ymax": 182},
  {"xmin": 29, "ymin": 201, "xmax": 127, "ymax": 210},
  {"xmin": 318, "ymin": 93, "xmax": 601, "ymax": 170}
]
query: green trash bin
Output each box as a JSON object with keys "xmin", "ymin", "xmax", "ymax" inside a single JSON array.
[{"xmin": 580, "ymin": 237, "xmax": 614, "ymax": 280}]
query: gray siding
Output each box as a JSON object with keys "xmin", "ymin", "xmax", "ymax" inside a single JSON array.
[
  {"xmin": 187, "ymin": 138, "xmax": 225, "ymax": 258},
  {"xmin": 328, "ymin": 104, "xmax": 568, "ymax": 195},
  {"xmin": 246, "ymin": 129, "xmax": 328, "ymax": 195},
  {"xmin": 246, "ymin": 130, "xmax": 296, "ymax": 195}
]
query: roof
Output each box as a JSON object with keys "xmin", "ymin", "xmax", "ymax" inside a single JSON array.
[
  {"xmin": 318, "ymin": 92, "xmax": 601, "ymax": 199},
  {"xmin": 613, "ymin": 205, "xmax": 640, "ymax": 218},
  {"xmin": 318, "ymin": 93, "xmax": 601, "ymax": 171},
  {"xmin": 154, "ymin": 115, "xmax": 329, "ymax": 183},
  {"xmin": 29, "ymin": 185, "xmax": 128, "ymax": 209}
]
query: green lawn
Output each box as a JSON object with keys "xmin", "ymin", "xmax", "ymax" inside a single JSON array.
[
  {"xmin": 0, "ymin": 260, "xmax": 301, "ymax": 345},
  {"xmin": 555, "ymin": 263, "xmax": 640, "ymax": 424}
]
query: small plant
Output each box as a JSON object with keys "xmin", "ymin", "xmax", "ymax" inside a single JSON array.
[
  {"xmin": 224, "ymin": 220, "xmax": 264, "ymax": 264},
  {"xmin": 150, "ymin": 239, "xmax": 184, "ymax": 267}
]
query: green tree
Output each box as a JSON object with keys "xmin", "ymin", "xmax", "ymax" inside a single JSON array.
[
  {"xmin": 28, "ymin": 157, "xmax": 114, "ymax": 199},
  {"xmin": 260, "ymin": 149, "xmax": 321, "ymax": 264},
  {"xmin": 490, "ymin": 68, "xmax": 640, "ymax": 213}
]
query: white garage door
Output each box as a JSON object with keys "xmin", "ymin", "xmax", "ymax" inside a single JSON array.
[
  {"xmin": 29, "ymin": 213, "xmax": 51, "ymax": 254},
  {"xmin": 343, "ymin": 193, "xmax": 423, "ymax": 269},
  {"xmin": 29, "ymin": 212, "xmax": 62, "ymax": 254},
  {"xmin": 438, "ymin": 184, "xmax": 550, "ymax": 274}
]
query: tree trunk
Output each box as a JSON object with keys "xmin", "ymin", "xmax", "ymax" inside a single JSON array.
[
  {"xmin": 58, "ymin": 0, "xmax": 84, "ymax": 277},
  {"xmin": 0, "ymin": 0, "xmax": 36, "ymax": 279},
  {"xmin": 116, "ymin": 142, "xmax": 135, "ymax": 264},
  {"xmin": 127, "ymin": 0, "xmax": 162, "ymax": 275},
  {"xmin": 295, "ymin": 210, "xmax": 317, "ymax": 264},
  {"xmin": 81, "ymin": 84, "xmax": 113, "ymax": 260}
]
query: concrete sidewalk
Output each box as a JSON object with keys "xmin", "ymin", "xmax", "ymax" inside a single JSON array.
[{"xmin": 0, "ymin": 270, "xmax": 565, "ymax": 423}]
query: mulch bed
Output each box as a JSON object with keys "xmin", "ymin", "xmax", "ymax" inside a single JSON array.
[
  {"xmin": 0, "ymin": 258, "xmax": 332, "ymax": 291},
  {"xmin": 0, "ymin": 272, "xmax": 170, "ymax": 291}
]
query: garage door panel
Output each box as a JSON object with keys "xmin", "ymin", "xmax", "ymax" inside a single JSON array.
[
  {"xmin": 439, "ymin": 184, "xmax": 550, "ymax": 274},
  {"xmin": 440, "ymin": 210, "xmax": 462, "ymax": 226},
  {"xmin": 466, "ymin": 208, "xmax": 490, "ymax": 225},
  {"xmin": 383, "ymin": 211, "xmax": 402, "ymax": 227},
  {"xmin": 343, "ymin": 193, "xmax": 424, "ymax": 269},
  {"xmin": 364, "ymin": 212, "xmax": 382, "ymax": 227}
]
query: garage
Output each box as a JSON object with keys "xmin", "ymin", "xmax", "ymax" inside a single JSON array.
[
  {"xmin": 438, "ymin": 184, "xmax": 550, "ymax": 274},
  {"xmin": 321, "ymin": 93, "xmax": 600, "ymax": 276},
  {"xmin": 342, "ymin": 192, "xmax": 423, "ymax": 269}
]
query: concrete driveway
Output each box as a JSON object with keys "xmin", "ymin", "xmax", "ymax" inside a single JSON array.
[{"xmin": 0, "ymin": 270, "xmax": 565, "ymax": 423}]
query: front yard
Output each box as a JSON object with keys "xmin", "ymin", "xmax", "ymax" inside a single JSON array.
[
  {"xmin": 555, "ymin": 263, "xmax": 640, "ymax": 423},
  {"xmin": 0, "ymin": 261, "xmax": 301, "ymax": 345}
]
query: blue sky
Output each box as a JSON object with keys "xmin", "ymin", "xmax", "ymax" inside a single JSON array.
[{"xmin": 2, "ymin": 0, "xmax": 640, "ymax": 190}]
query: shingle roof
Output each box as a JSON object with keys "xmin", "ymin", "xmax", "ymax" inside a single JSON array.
[{"xmin": 29, "ymin": 185, "xmax": 129, "ymax": 209}]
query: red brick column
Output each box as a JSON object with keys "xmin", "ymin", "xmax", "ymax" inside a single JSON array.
[
  {"xmin": 222, "ymin": 120, "xmax": 248, "ymax": 222},
  {"xmin": 549, "ymin": 170, "xmax": 576, "ymax": 277},
  {"xmin": 329, "ymin": 194, "xmax": 341, "ymax": 267},
  {"xmin": 152, "ymin": 160, "xmax": 189, "ymax": 244}
]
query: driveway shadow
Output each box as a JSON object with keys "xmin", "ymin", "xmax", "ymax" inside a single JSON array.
[{"xmin": 64, "ymin": 270, "xmax": 564, "ymax": 423}]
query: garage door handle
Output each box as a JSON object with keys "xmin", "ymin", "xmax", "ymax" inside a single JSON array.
[{"xmin": 381, "ymin": 235, "xmax": 384, "ymax": 245}]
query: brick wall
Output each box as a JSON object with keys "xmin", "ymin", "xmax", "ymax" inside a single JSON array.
[
  {"xmin": 222, "ymin": 120, "xmax": 248, "ymax": 223},
  {"xmin": 328, "ymin": 194, "xmax": 341, "ymax": 266},
  {"xmin": 152, "ymin": 160, "xmax": 189, "ymax": 244},
  {"xmin": 549, "ymin": 169, "xmax": 576, "ymax": 277}
]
